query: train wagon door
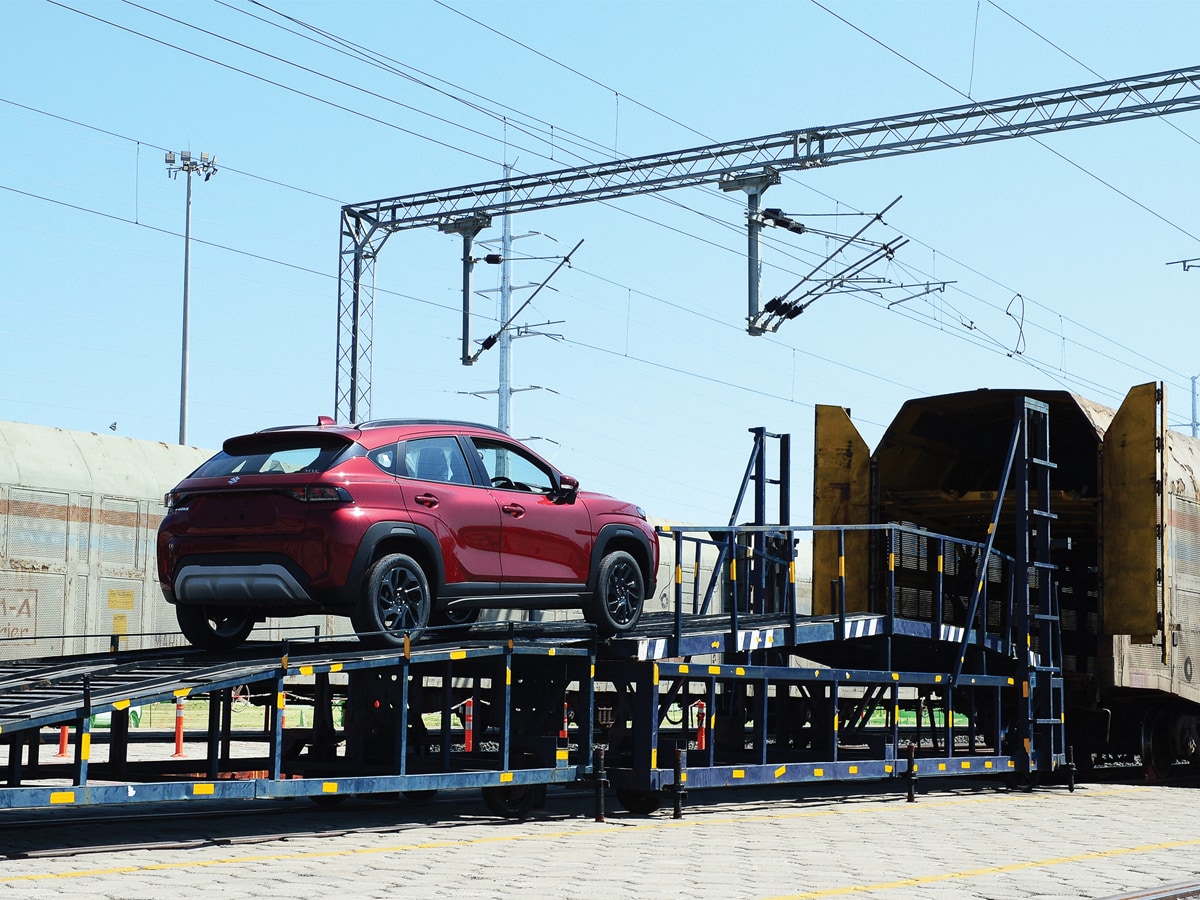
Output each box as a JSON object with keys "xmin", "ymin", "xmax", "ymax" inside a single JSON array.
[
  {"xmin": 812, "ymin": 405, "xmax": 871, "ymax": 615},
  {"xmin": 1101, "ymin": 381, "xmax": 1165, "ymax": 646}
]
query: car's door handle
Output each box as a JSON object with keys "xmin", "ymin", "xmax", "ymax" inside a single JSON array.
[
  {"xmin": 502, "ymin": 503, "xmax": 525, "ymax": 518},
  {"xmin": 414, "ymin": 493, "xmax": 439, "ymax": 509}
]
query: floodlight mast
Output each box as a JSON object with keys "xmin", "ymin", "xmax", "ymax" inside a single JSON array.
[
  {"xmin": 165, "ymin": 150, "xmax": 217, "ymax": 445},
  {"xmin": 335, "ymin": 64, "xmax": 1200, "ymax": 423}
]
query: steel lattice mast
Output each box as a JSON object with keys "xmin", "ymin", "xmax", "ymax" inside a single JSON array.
[{"xmin": 337, "ymin": 65, "xmax": 1200, "ymax": 422}]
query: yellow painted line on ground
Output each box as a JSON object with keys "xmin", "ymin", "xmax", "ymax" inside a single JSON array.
[
  {"xmin": 0, "ymin": 787, "xmax": 1152, "ymax": 885},
  {"xmin": 768, "ymin": 836, "xmax": 1200, "ymax": 899}
]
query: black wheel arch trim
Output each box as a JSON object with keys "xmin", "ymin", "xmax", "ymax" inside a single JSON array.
[
  {"xmin": 344, "ymin": 521, "xmax": 447, "ymax": 606},
  {"xmin": 588, "ymin": 524, "xmax": 657, "ymax": 595}
]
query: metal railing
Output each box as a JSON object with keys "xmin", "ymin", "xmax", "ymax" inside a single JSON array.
[{"xmin": 658, "ymin": 522, "xmax": 1018, "ymax": 664}]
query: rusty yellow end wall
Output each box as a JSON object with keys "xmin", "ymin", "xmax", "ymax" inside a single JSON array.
[
  {"xmin": 812, "ymin": 405, "xmax": 871, "ymax": 615},
  {"xmin": 1101, "ymin": 382, "xmax": 1162, "ymax": 641}
]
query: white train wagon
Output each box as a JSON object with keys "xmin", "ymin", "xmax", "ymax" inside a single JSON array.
[
  {"xmin": 0, "ymin": 422, "xmax": 345, "ymax": 659},
  {"xmin": 0, "ymin": 420, "xmax": 212, "ymax": 658}
]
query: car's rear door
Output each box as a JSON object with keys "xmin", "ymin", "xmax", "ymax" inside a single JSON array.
[{"xmin": 394, "ymin": 435, "xmax": 503, "ymax": 586}]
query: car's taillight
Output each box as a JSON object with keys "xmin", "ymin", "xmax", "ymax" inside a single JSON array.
[{"xmin": 280, "ymin": 486, "xmax": 353, "ymax": 503}]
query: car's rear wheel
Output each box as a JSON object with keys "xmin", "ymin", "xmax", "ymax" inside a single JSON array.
[
  {"xmin": 587, "ymin": 550, "xmax": 644, "ymax": 636},
  {"xmin": 176, "ymin": 604, "xmax": 255, "ymax": 651},
  {"xmin": 354, "ymin": 553, "xmax": 431, "ymax": 647}
]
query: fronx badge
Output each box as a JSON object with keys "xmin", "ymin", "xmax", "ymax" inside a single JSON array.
[{"xmin": 228, "ymin": 476, "xmax": 240, "ymax": 485}]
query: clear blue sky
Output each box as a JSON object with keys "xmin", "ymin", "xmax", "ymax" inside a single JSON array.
[{"xmin": 3, "ymin": 0, "xmax": 1199, "ymax": 525}]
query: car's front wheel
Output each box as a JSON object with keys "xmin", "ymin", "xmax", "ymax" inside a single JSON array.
[
  {"xmin": 586, "ymin": 550, "xmax": 644, "ymax": 636},
  {"xmin": 354, "ymin": 553, "xmax": 431, "ymax": 647},
  {"xmin": 176, "ymin": 604, "xmax": 255, "ymax": 651}
]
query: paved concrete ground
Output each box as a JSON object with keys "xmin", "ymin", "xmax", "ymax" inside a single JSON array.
[{"xmin": 1, "ymin": 778, "xmax": 1198, "ymax": 899}]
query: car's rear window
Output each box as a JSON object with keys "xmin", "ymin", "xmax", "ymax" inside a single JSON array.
[{"xmin": 192, "ymin": 434, "xmax": 354, "ymax": 478}]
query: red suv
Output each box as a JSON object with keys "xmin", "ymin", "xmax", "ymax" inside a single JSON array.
[{"xmin": 157, "ymin": 419, "xmax": 657, "ymax": 650}]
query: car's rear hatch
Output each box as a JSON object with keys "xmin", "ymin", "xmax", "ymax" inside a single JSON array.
[{"xmin": 168, "ymin": 430, "xmax": 358, "ymax": 535}]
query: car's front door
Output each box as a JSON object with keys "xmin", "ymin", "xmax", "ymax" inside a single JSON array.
[{"xmin": 469, "ymin": 437, "xmax": 591, "ymax": 587}]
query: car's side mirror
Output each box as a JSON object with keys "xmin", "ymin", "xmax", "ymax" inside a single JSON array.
[{"xmin": 554, "ymin": 473, "xmax": 579, "ymax": 502}]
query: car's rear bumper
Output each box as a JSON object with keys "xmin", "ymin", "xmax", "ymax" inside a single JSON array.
[{"xmin": 171, "ymin": 562, "xmax": 323, "ymax": 610}]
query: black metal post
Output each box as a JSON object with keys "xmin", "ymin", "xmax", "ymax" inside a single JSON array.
[
  {"xmin": 905, "ymin": 742, "xmax": 918, "ymax": 802},
  {"xmin": 594, "ymin": 748, "xmax": 607, "ymax": 823},
  {"xmin": 672, "ymin": 746, "xmax": 687, "ymax": 819}
]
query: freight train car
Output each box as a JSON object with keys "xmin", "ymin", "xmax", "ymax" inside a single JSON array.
[
  {"xmin": 813, "ymin": 382, "xmax": 1200, "ymax": 773},
  {"xmin": 0, "ymin": 420, "xmax": 210, "ymax": 658}
]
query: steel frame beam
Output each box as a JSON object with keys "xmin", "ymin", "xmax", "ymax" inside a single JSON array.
[{"xmin": 336, "ymin": 65, "xmax": 1200, "ymax": 421}]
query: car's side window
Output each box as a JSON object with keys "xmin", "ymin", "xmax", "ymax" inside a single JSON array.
[
  {"xmin": 403, "ymin": 437, "xmax": 474, "ymax": 485},
  {"xmin": 473, "ymin": 439, "xmax": 554, "ymax": 492},
  {"xmin": 367, "ymin": 442, "xmax": 399, "ymax": 474}
]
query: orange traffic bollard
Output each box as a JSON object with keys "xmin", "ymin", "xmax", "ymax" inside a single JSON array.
[
  {"xmin": 54, "ymin": 725, "xmax": 69, "ymax": 758},
  {"xmin": 171, "ymin": 699, "xmax": 186, "ymax": 758}
]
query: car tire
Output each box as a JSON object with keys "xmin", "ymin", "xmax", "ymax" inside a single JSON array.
[
  {"xmin": 587, "ymin": 550, "xmax": 644, "ymax": 636},
  {"xmin": 431, "ymin": 604, "xmax": 480, "ymax": 629},
  {"xmin": 481, "ymin": 783, "xmax": 543, "ymax": 819},
  {"xmin": 616, "ymin": 788, "xmax": 662, "ymax": 815},
  {"xmin": 176, "ymin": 604, "xmax": 255, "ymax": 651},
  {"xmin": 354, "ymin": 553, "xmax": 431, "ymax": 647}
]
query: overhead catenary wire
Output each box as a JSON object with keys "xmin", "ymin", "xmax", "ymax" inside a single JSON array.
[{"xmin": 14, "ymin": 0, "xmax": 1195, "ymax": 436}]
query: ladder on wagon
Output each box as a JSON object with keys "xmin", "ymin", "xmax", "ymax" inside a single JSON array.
[
  {"xmin": 951, "ymin": 396, "xmax": 1067, "ymax": 780},
  {"xmin": 1016, "ymin": 397, "xmax": 1068, "ymax": 778}
]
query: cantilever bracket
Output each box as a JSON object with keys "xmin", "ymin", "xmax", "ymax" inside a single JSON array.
[
  {"xmin": 721, "ymin": 168, "xmax": 782, "ymax": 336},
  {"xmin": 439, "ymin": 213, "xmax": 494, "ymax": 365}
]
